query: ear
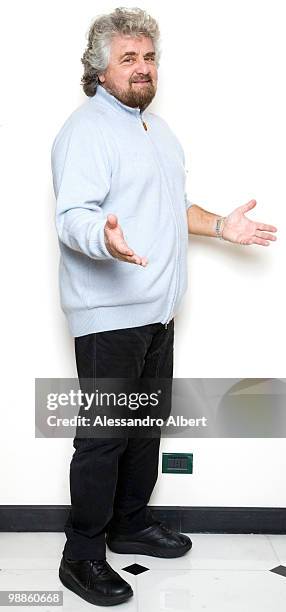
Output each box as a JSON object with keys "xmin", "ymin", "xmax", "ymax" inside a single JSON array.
[{"xmin": 98, "ymin": 73, "xmax": 106, "ymax": 84}]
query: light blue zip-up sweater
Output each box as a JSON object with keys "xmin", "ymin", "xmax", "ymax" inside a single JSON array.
[{"xmin": 51, "ymin": 85, "xmax": 193, "ymax": 337}]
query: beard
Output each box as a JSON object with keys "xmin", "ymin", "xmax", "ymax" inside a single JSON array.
[{"xmin": 101, "ymin": 76, "xmax": 156, "ymax": 111}]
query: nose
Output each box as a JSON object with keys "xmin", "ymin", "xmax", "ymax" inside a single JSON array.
[{"xmin": 134, "ymin": 57, "xmax": 150, "ymax": 75}]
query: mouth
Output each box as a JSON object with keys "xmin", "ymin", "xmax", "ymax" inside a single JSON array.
[{"xmin": 132, "ymin": 80, "xmax": 151, "ymax": 84}]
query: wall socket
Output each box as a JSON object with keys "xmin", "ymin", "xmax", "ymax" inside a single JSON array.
[{"xmin": 162, "ymin": 453, "xmax": 193, "ymax": 474}]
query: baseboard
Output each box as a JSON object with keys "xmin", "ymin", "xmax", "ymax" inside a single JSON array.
[{"xmin": 0, "ymin": 506, "xmax": 285, "ymax": 533}]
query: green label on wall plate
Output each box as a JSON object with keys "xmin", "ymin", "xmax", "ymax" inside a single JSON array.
[{"xmin": 162, "ymin": 453, "xmax": 193, "ymax": 474}]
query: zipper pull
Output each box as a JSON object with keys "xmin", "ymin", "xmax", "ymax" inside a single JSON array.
[
  {"xmin": 164, "ymin": 323, "xmax": 168, "ymax": 329},
  {"xmin": 139, "ymin": 111, "xmax": 148, "ymax": 131}
]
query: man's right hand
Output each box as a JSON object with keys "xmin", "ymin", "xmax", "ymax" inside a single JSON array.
[{"xmin": 104, "ymin": 213, "xmax": 148, "ymax": 266}]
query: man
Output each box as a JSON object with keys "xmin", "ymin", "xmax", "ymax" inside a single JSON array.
[{"xmin": 51, "ymin": 7, "xmax": 277, "ymax": 607}]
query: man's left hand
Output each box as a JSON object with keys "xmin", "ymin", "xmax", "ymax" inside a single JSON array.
[{"xmin": 222, "ymin": 199, "xmax": 277, "ymax": 246}]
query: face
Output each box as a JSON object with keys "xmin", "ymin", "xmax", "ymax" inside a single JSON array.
[{"xmin": 98, "ymin": 34, "xmax": 158, "ymax": 111}]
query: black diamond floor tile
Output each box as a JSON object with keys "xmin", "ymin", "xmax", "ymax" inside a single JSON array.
[
  {"xmin": 270, "ymin": 565, "xmax": 286, "ymax": 578},
  {"xmin": 122, "ymin": 563, "xmax": 149, "ymax": 575}
]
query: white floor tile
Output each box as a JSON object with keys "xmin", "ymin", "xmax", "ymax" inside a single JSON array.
[
  {"xmin": 135, "ymin": 533, "xmax": 278, "ymax": 570},
  {"xmin": 136, "ymin": 569, "xmax": 286, "ymax": 612},
  {"xmin": 266, "ymin": 534, "xmax": 286, "ymax": 563},
  {"xmin": 0, "ymin": 533, "xmax": 66, "ymax": 569}
]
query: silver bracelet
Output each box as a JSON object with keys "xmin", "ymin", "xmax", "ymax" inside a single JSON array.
[{"xmin": 215, "ymin": 216, "xmax": 226, "ymax": 240}]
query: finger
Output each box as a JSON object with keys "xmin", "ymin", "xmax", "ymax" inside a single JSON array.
[
  {"xmin": 106, "ymin": 241, "xmax": 134, "ymax": 257},
  {"xmin": 118, "ymin": 253, "xmax": 147, "ymax": 265},
  {"xmin": 256, "ymin": 223, "xmax": 278, "ymax": 232},
  {"xmin": 118, "ymin": 255, "xmax": 141, "ymax": 265},
  {"xmin": 240, "ymin": 199, "xmax": 257, "ymax": 214},
  {"xmin": 115, "ymin": 241, "xmax": 135, "ymax": 256},
  {"xmin": 124, "ymin": 252, "xmax": 148, "ymax": 266},
  {"xmin": 255, "ymin": 230, "xmax": 277, "ymax": 241},
  {"xmin": 105, "ymin": 213, "xmax": 118, "ymax": 229},
  {"xmin": 114, "ymin": 238, "xmax": 148, "ymax": 262},
  {"xmin": 253, "ymin": 237, "xmax": 270, "ymax": 246},
  {"xmin": 117, "ymin": 249, "xmax": 148, "ymax": 266},
  {"xmin": 110, "ymin": 243, "xmax": 139, "ymax": 261}
]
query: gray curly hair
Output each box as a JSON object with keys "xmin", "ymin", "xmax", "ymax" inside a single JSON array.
[{"xmin": 81, "ymin": 7, "xmax": 161, "ymax": 97}]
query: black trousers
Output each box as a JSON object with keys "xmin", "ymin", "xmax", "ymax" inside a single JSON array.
[{"xmin": 63, "ymin": 318, "xmax": 174, "ymax": 560}]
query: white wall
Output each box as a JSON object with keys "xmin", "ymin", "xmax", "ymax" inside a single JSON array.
[{"xmin": 1, "ymin": 0, "xmax": 285, "ymax": 507}]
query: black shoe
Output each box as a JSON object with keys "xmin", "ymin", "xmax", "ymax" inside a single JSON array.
[
  {"xmin": 106, "ymin": 521, "xmax": 192, "ymax": 558},
  {"xmin": 59, "ymin": 554, "xmax": 133, "ymax": 606}
]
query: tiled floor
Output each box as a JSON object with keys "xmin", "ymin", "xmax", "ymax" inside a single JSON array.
[{"xmin": 0, "ymin": 532, "xmax": 286, "ymax": 610}]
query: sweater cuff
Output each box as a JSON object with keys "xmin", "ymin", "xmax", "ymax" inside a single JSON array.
[
  {"xmin": 90, "ymin": 218, "xmax": 115, "ymax": 260},
  {"xmin": 186, "ymin": 199, "xmax": 194, "ymax": 210}
]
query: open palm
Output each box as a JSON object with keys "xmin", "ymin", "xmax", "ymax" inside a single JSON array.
[
  {"xmin": 104, "ymin": 213, "xmax": 148, "ymax": 266},
  {"xmin": 223, "ymin": 200, "xmax": 277, "ymax": 246}
]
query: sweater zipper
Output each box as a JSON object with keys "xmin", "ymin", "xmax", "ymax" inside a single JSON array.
[{"xmin": 137, "ymin": 110, "xmax": 180, "ymax": 328}]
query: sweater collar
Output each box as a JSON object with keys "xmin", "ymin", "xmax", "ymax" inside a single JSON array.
[{"xmin": 95, "ymin": 84, "xmax": 144, "ymax": 117}]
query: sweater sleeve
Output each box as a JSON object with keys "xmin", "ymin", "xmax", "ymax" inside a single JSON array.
[
  {"xmin": 185, "ymin": 195, "xmax": 194, "ymax": 210},
  {"xmin": 51, "ymin": 116, "xmax": 114, "ymax": 260},
  {"xmin": 167, "ymin": 125, "xmax": 194, "ymax": 211},
  {"xmin": 181, "ymin": 148, "xmax": 194, "ymax": 210}
]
